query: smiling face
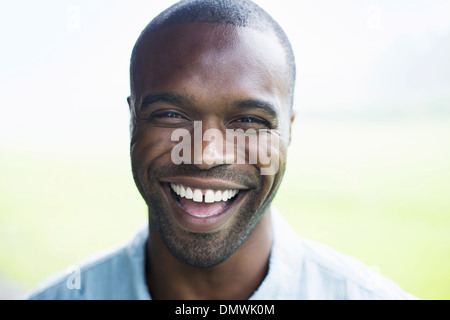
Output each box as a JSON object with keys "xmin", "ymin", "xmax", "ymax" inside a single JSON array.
[{"xmin": 129, "ymin": 23, "xmax": 294, "ymax": 268}]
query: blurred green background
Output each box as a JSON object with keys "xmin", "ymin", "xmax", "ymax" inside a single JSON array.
[
  {"xmin": 1, "ymin": 116, "xmax": 449, "ymax": 299},
  {"xmin": 1, "ymin": 0, "xmax": 449, "ymax": 299}
]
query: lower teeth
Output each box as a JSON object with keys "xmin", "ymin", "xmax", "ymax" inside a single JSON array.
[{"xmin": 171, "ymin": 187, "xmax": 237, "ymax": 216}]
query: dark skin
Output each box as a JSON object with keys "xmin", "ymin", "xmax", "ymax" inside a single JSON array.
[
  {"xmin": 128, "ymin": 23, "xmax": 295, "ymax": 300},
  {"xmin": 147, "ymin": 207, "xmax": 272, "ymax": 299}
]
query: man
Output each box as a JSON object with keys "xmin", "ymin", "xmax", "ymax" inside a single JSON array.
[{"xmin": 27, "ymin": 0, "xmax": 416, "ymax": 300}]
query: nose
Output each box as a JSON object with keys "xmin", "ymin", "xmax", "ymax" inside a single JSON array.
[{"xmin": 192, "ymin": 120, "xmax": 235, "ymax": 170}]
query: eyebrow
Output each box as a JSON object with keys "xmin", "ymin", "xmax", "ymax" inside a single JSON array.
[
  {"xmin": 139, "ymin": 93, "xmax": 278, "ymax": 119},
  {"xmin": 139, "ymin": 93, "xmax": 188, "ymax": 111},
  {"xmin": 235, "ymin": 99, "xmax": 278, "ymax": 119}
]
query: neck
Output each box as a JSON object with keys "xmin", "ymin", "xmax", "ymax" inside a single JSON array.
[{"xmin": 145, "ymin": 209, "xmax": 273, "ymax": 300}]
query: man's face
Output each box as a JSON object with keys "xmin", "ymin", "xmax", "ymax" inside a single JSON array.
[{"xmin": 129, "ymin": 23, "xmax": 294, "ymax": 268}]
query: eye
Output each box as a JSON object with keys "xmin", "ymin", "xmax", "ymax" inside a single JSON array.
[
  {"xmin": 237, "ymin": 116, "xmax": 259, "ymax": 123},
  {"xmin": 233, "ymin": 116, "xmax": 271, "ymax": 128},
  {"xmin": 152, "ymin": 111, "xmax": 183, "ymax": 119},
  {"xmin": 145, "ymin": 110, "xmax": 189, "ymax": 127}
]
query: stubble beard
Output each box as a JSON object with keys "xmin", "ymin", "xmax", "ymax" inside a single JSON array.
[
  {"xmin": 148, "ymin": 186, "xmax": 272, "ymax": 268},
  {"xmin": 133, "ymin": 162, "xmax": 278, "ymax": 269}
]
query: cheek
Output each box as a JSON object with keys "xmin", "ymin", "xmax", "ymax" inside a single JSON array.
[
  {"xmin": 247, "ymin": 131, "xmax": 286, "ymax": 177},
  {"xmin": 131, "ymin": 125, "xmax": 177, "ymax": 175},
  {"xmin": 249, "ymin": 131, "xmax": 288, "ymax": 203}
]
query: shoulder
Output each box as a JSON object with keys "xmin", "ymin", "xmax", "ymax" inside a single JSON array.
[
  {"xmin": 26, "ymin": 249, "xmax": 120, "ymax": 300},
  {"xmin": 26, "ymin": 224, "xmax": 150, "ymax": 300},
  {"xmin": 270, "ymin": 210, "xmax": 417, "ymax": 300},
  {"xmin": 298, "ymin": 236, "xmax": 417, "ymax": 299}
]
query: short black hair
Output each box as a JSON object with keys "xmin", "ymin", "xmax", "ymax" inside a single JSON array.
[{"xmin": 130, "ymin": 0, "xmax": 296, "ymax": 108}]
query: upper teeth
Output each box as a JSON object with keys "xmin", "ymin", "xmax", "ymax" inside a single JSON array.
[{"xmin": 170, "ymin": 183, "xmax": 239, "ymax": 203}]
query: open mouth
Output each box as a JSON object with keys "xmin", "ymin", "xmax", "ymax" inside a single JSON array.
[{"xmin": 169, "ymin": 183, "xmax": 241, "ymax": 218}]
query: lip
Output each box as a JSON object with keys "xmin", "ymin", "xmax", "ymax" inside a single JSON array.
[{"xmin": 160, "ymin": 181, "xmax": 249, "ymax": 233}]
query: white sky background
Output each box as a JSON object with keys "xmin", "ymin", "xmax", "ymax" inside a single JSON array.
[{"xmin": 1, "ymin": 0, "xmax": 449, "ymax": 154}]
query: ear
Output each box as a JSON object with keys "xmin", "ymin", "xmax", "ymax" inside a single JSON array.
[
  {"xmin": 127, "ymin": 96, "xmax": 132, "ymax": 112},
  {"xmin": 288, "ymin": 109, "xmax": 296, "ymax": 145},
  {"xmin": 127, "ymin": 96, "xmax": 137, "ymax": 138}
]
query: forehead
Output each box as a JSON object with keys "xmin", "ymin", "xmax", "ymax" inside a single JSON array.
[{"xmin": 132, "ymin": 23, "xmax": 290, "ymax": 113}]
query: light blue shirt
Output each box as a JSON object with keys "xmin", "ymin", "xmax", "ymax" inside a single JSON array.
[{"xmin": 27, "ymin": 209, "xmax": 417, "ymax": 300}]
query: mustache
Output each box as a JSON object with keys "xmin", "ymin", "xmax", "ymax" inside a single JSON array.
[{"xmin": 148, "ymin": 163, "xmax": 260, "ymax": 189}]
